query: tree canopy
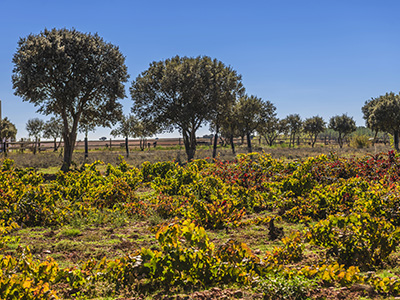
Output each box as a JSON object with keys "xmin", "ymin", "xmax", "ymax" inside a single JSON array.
[
  {"xmin": 130, "ymin": 55, "xmax": 243, "ymax": 161},
  {"xmin": 0, "ymin": 117, "xmax": 17, "ymax": 141},
  {"xmin": 12, "ymin": 28, "xmax": 128, "ymax": 170},
  {"xmin": 328, "ymin": 114, "xmax": 356, "ymax": 148},
  {"xmin": 255, "ymin": 102, "xmax": 281, "ymax": 147},
  {"xmin": 43, "ymin": 117, "xmax": 64, "ymax": 151},
  {"xmin": 26, "ymin": 118, "xmax": 44, "ymax": 154},
  {"xmin": 303, "ymin": 116, "xmax": 326, "ymax": 147},
  {"xmin": 362, "ymin": 92, "xmax": 400, "ymax": 150},
  {"xmin": 283, "ymin": 114, "xmax": 302, "ymax": 148},
  {"xmin": 235, "ymin": 95, "xmax": 271, "ymax": 153}
]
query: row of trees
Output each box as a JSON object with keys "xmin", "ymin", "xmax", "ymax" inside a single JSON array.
[
  {"xmin": 9, "ymin": 28, "xmax": 393, "ymax": 170},
  {"xmin": 24, "ymin": 118, "xmax": 64, "ymax": 154},
  {"xmin": 17, "ymin": 111, "xmax": 357, "ymax": 157}
]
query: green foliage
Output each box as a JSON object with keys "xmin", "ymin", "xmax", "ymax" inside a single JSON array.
[
  {"xmin": 328, "ymin": 114, "xmax": 357, "ymax": 148},
  {"xmin": 235, "ymin": 95, "xmax": 271, "ymax": 152},
  {"xmin": 130, "ymin": 55, "xmax": 244, "ymax": 160},
  {"xmin": 184, "ymin": 197, "xmax": 245, "ymax": 229},
  {"xmin": 0, "ymin": 247, "xmax": 60, "ymax": 299},
  {"xmin": 283, "ymin": 114, "xmax": 302, "ymax": 148},
  {"xmin": 307, "ymin": 213, "xmax": 400, "ymax": 270},
  {"xmin": 296, "ymin": 263, "xmax": 362, "ymax": 286},
  {"xmin": 303, "ymin": 115, "xmax": 325, "ymax": 147},
  {"xmin": 257, "ymin": 274, "xmax": 316, "ymax": 300},
  {"xmin": 13, "ymin": 28, "xmax": 129, "ymax": 170},
  {"xmin": 0, "ymin": 117, "xmax": 17, "ymax": 141},
  {"xmin": 43, "ymin": 117, "xmax": 63, "ymax": 151},
  {"xmin": 140, "ymin": 160, "xmax": 179, "ymax": 183},
  {"xmin": 4, "ymin": 151, "xmax": 400, "ymax": 297},
  {"xmin": 265, "ymin": 232, "xmax": 304, "ymax": 265},
  {"xmin": 362, "ymin": 92, "xmax": 400, "ymax": 150},
  {"xmin": 350, "ymin": 134, "xmax": 370, "ymax": 148}
]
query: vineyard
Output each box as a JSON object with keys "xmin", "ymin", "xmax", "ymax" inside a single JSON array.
[{"xmin": 2, "ymin": 151, "xmax": 400, "ymax": 299}]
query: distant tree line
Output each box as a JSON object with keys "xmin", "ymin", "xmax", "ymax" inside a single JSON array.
[{"xmin": 7, "ymin": 28, "xmax": 398, "ymax": 169}]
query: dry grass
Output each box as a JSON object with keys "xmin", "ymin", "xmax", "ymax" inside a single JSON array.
[{"xmin": 1, "ymin": 142, "xmax": 392, "ymax": 171}]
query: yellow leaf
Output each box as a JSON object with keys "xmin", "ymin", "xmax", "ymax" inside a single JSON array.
[{"xmin": 22, "ymin": 280, "xmax": 31, "ymax": 289}]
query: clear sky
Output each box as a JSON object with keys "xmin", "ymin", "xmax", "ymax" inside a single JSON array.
[{"xmin": 1, "ymin": 0, "xmax": 400, "ymax": 140}]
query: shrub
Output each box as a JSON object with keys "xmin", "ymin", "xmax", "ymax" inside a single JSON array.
[
  {"xmin": 257, "ymin": 274, "xmax": 316, "ymax": 300},
  {"xmin": 350, "ymin": 134, "xmax": 371, "ymax": 149},
  {"xmin": 307, "ymin": 213, "xmax": 400, "ymax": 270}
]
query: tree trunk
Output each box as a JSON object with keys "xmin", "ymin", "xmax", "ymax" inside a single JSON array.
[
  {"xmin": 57, "ymin": 138, "xmax": 62, "ymax": 151},
  {"xmin": 125, "ymin": 137, "xmax": 129, "ymax": 157},
  {"xmin": 61, "ymin": 131, "xmax": 77, "ymax": 172},
  {"xmin": 212, "ymin": 126, "xmax": 219, "ymax": 159},
  {"xmin": 246, "ymin": 131, "xmax": 252, "ymax": 153},
  {"xmin": 338, "ymin": 133, "xmax": 343, "ymax": 148},
  {"xmin": 53, "ymin": 138, "xmax": 57, "ymax": 152},
  {"xmin": 84, "ymin": 137, "xmax": 88, "ymax": 159},
  {"xmin": 140, "ymin": 139, "xmax": 143, "ymax": 151},
  {"xmin": 372, "ymin": 131, "xmax": 378, "ymax": 146},
  {"xmin": 230, "ymin": 134, "xmax": 236, "ymax": 154},
  {"xmin": 311, "ymin": 135, "xmax": 316, "ymax": 148},
  {"xmin": 3, "ymin": 141, "xmax": 7, "ymax": 157},
  {"xmin": 62, "ymin": 139, "xmax": 73, "ymax": 172},
  {"xmin": 264, "ymin": 136, "xmax": 270, "ymax": 147},
  {"xmin": 265, "ymin": 134, "xmax": 275, "ymax": 147},
  {"xmin": 183, "ymin": 130, "xmax": 196, "ymax": 161},
  {"xmin": 33, "ymin": 137, "xmax": 37, "ymax": 155},
  {"xmin": 394, "ymin": 130, "xmax": 399, "ymax": 151}
]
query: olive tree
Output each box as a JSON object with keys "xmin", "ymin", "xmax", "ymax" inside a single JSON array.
[
  {"xmin": 363, "ymin": 92, "xmax": 400, "ymax": 150},
  {"xmin": 220, "ymin": 104, "xmax": 241, "ymax": 154},
  {"xmin": 0, "ymin": 117, "xmax": 17, "ymax": 141},
  {"xmin": 43, "ymin": 117, "xmax": 63, "ymax": 151},
  {"xmin": 303, "ymin": 116, "xmax": 326, "ymax": 147},
  {"xmin": 26, "ymin": 118, "xmax": 44, "ymax": 154},
  {"xmin": 130, "ymin": 55, "xmax": 243, "ymax": 161},
  {"xmin": 111, "ymin": 115, "xmax": 137, "ymax": 157},
  {"xmin": 283, "ymin": 114, "xmax": 302, "ymax": 148},
  {"xmin": 0, "ymin": 118, "xmax": 17, "ymax": 154},
  {"xmin": 362, "ymin": 96, "xmax": 382, "ymax": 143},
  {"xmin": 255, "ymin": 101, "xmax": 283, "ymax": 147},
  {"xmin": 12, "ymin": 28, "xmax": 128, "ymax": 171},
  {"xmin": 236, "ymin": 95, "xmax": 270, "ymax": 153},
  {"xmin": 328, "ymin": 114, "xmax": 356, "ymax": 148}
]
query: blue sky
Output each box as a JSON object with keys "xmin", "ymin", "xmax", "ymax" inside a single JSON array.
[{"xmin": 1, "ymin": 0, "xmax": 400, "ymax": 140}]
